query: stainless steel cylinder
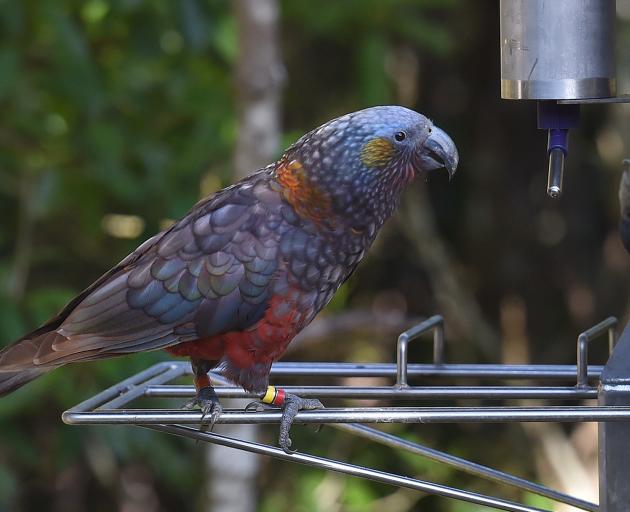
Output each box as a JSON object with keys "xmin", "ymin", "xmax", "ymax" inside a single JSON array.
[
  {"xmin": 500, "ymin": 0, "xmax": 616, "ymax": 100},
  {"xmin": 547, "ymin": 148, "xmax": 565, "ymax": 198}
]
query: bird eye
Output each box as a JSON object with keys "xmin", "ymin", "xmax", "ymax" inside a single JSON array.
[{"xmin": 394, "ymin": 131, "xmax": 406, "ymax": 142}]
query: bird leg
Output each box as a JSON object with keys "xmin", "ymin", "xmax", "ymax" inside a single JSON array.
[
  {"xmin": 247, "ymin": 386, "xmax": 323, "ymax": 453},
  {"xmin": 183, "ymin": 358, "xmax": 222, "ymax": 430}
]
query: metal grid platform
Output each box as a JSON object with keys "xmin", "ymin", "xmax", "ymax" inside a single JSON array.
[{"xmin": 63, "ymin": 315, "xmax": 630, "ymax": 512}]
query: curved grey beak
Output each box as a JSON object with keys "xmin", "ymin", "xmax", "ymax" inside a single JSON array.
[{"xmin": 417, "ymin": 125, "xmax": 458, "ymax": 179}]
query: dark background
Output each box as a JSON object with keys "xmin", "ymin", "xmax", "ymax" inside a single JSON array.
[{"xmin": 1, "ymin": 1, "xmax": 629, "ymax": 510}]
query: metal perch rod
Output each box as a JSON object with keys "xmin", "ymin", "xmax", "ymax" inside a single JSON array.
[
  {"xmin": 63, "ymin": 405, "xmax": 630, "ymax": 426},
  {"xmin": 146, "ymin": 424, "xmax": 551, "ymax": 512},
  {"xmin": 334, "ymin": 423, "xmax": 597, "ymax": 512},
  {"xmin": 62, "ymin": 315, "xmax": 620, "ymax": 512},
  {"xmin": 145, "ymin": 384, "xmax": 598, "ymax": 399}
]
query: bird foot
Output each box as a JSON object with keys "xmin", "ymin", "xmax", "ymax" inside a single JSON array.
[
  {"xmin": 278, "ymin": 393, "xmax": 323, "ymax": 454},
  {"xmin": 248, "ymin": 386, "xmax": 323, "ymax": 453},
  {"xmin": 182, "ymin": 386, "xmax": 222, "ymax": 431}
]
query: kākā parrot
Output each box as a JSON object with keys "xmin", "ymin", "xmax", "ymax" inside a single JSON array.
[{"xmin": 0, "ymin": 106, "xmax": 458, "ymax": 451}]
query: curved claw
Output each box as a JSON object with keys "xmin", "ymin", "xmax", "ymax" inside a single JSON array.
[
  {"xmin": 200, "ymin": 401, "xmax": 223, "ymax": 432},
  {"xmin": 278, "ymin": 393, "xmax": 324, "ymax": 454},
  {"xmin": 245, "ymin": 401, "xmax": 269, "ymax": 413},
  {"xmin": 183, "ymin": 398, "xmax": 199, "ymax": 410},
  {"xmin": 181, "ymin": 386, "xmax": 222, "ymax": 432}
]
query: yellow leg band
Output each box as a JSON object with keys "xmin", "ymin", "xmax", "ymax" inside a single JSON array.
[{"xmin": 262, "ymin": 385, "xmax": 277, "ymax": 404}]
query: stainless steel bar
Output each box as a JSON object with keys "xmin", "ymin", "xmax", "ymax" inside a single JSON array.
[
  {"xmin": 62, "ymin": 406, "xmax": 630, "ymax": 426},
  {"xmin": 165, "ymin": 360, "xmax": 604, "ymax": 380},
  {"xmin": 97, "ymin": 366, "xmax": 186, "ymax": 410},
  {"xmin": 145, "ymin": 424, "xmax": 550, "ymax": 512},
  {"xmin": 334, "ymin": 423, "xmax": 597, "ymax": 512},
  {"xmin": 577, "ymin": 317, "xmax": 617, "ymax": 388},
  {"xmin": 144, "ymin": 385, "xmax": 598, "ymax": 400},
  {"xmin": 396, "ymin": 315, "xmax": 444, "ymax": 386},
  {"xmin": 270, "ymin": 363, "xmax": 605, "ymax": 380},
  {"xmin": 608, "ymin": 324, "xmax": 616, "ymax": 355},
  {"xmin": 63, "ymin": 362, "xmax": 177, "ymax": 414},
  {"xmin": 433, "ymin": 318, "xmax": 445, "ymax": 365}
]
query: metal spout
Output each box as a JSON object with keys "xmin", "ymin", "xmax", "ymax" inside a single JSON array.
[
  {"xmin": 547, "ymin": 147, "xmax": 565, "ymax": 198},
  {"xmin": 538, "ymin": 103, "xmax": 579, "ymax": 199}
]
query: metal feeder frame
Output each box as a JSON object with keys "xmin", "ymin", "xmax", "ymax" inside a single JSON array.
[{"xmin": 63, "ymin": 315, "xmax": 630, "ymax": 512}]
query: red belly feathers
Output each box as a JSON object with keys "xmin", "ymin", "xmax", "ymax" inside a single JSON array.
[{"xmin": 166, "ymin": 292, "xmax": 304, "ymax": 370}]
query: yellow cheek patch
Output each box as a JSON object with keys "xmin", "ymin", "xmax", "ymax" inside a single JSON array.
[{"xmin": 361, "ymin": 137, "xmax": 394, "ymax": 167}]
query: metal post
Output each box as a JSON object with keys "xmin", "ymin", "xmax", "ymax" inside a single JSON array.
[
  {"xmin": 396, "ymin": 315, "xmax": 444, "ymax": 387},
  {"xmin": 598, "ymin": 320, "xmax": 630, "ymax": 511},
  {"xmin": 577, "ymin": 317, "xmax": 617, "ymax": 388}
]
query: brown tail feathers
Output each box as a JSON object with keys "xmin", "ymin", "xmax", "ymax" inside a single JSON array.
[{"xmin": 0, "ymin": 331, "xmax": 61, "ymax": 396}]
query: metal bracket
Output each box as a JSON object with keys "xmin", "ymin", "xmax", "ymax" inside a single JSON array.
[
  {"xmin": 577, "ymin": 317, "xmax": 617, "ymax": 388},
  {"xmin": 598, "ymin": 320, "xmax": 630, "ymax": 512},
  {"xmin": 63, "ymin": 316, "xmax": 630, "ymax": 512},
  {"xmin": 396, "ymin": 314, "xmax": 444, "ymax": 386}
]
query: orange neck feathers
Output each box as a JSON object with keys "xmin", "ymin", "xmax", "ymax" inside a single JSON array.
[{"xmin": 275, "ymin": 158, "xmax": 333, "ymax": 226}]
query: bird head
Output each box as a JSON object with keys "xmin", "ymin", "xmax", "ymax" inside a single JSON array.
[{"xmin": 276, "ymin": 105, "xmax": 458, "ymax": 229}]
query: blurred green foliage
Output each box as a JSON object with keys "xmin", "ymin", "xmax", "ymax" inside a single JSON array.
[
  {"xmin": 0, "ymin": 1, "xmax": 239, "ymax": 510},
  {"xmin": 1, "ymin": 0, "xmax": 628, "ymax": 511}
]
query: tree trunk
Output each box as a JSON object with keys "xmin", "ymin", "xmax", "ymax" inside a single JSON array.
[
  {"xmin": 205, "ymin": 1, "xmax": 284, "ymax": 511},
  {"xmin": 233, "ymin": 0, "xmax": 285, "ymax": 180}
]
